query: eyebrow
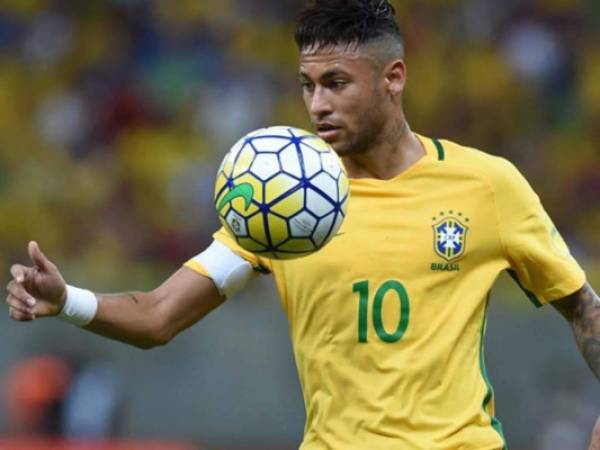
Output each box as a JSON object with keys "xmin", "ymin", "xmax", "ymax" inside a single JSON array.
[{"xmin": 298, "ymin": 69, "xmax": 350, "ymax": 82}]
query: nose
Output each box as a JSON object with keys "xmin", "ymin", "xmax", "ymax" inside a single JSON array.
[{"xmin": 309, "ymin": 87, "xmax": 333, "ymax": 118}]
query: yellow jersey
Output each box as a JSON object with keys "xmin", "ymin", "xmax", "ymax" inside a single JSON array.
[{"xmin": 185, "ymin": 135, "xmax": 585, "ymax": 450}]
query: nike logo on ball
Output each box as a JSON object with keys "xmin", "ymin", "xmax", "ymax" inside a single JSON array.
[{"xmin": 218, "ymin": 183, "xmax": 254, "ymax": 212}]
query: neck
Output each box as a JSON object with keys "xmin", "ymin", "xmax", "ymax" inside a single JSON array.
[{"xmin": 342, "ymin": 121, "xmax": 426, "ymax": 180}]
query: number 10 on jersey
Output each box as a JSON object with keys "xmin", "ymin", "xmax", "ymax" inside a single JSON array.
[{"xmin": 353, "ymin": 280, "xmax": 410, "ymax": 343}]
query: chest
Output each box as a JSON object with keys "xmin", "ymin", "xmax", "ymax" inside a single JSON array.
[
  {"xmin": 271, "ymin": 177, "xmax": 501, "ymax": 350},
  {"xmin": 271, "ymin": 175, "xmax": 505, "ymax": 348},
  {"xmin": 296, "ymin": 177, "xmax": 498, "ymax": 277}
]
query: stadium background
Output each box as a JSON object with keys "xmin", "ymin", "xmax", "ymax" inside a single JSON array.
[{"xmin": 0, "ymin": 0, "xmax": 598, "ymax": 449}]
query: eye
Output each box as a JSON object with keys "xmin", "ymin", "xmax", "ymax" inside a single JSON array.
[
  {"xmin": 329, "ymin": 79, "xmax": 348, "ymax": 90},
  {"xmin": 300, "ymin": 80, "xmax": 315, "ymax": 93}
]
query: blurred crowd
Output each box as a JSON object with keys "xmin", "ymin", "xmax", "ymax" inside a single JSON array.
[{"xmin": 0, "ymin": 0, "xmax": 598, "ymax": 285}]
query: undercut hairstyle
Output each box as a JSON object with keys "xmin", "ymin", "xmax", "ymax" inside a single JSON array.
[{"xmin": 295, "ymin": 0, "xmax": 404, "ymax": 58}]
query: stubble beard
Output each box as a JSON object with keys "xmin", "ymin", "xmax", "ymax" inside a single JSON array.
[{"xmin": 335, "ymin": 101, "xmax": 394, "ymax": 157}]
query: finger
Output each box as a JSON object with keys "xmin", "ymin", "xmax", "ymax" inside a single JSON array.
[
  {"xmin": 28, "ymin": 241, "xmax": 53, "ymax": 271},
  {"xmin": 9, "ymin": 307, "xmax": 34, "ymax": 322},
  {"xmin": 6, "ymin": 294, "xmax": 34, "ymax": 315},
  {"xmin": 6, "ymin": 280, "xmax": 36, "ymax": 307},
  {"xmin": 10, "ymin": 264, "xmax": 32, "ymax": 284}
]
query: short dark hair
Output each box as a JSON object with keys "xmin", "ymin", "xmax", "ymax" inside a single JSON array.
[{"xmin": 295, "ymin": 0, "xmax": 403, "ymax": 54}]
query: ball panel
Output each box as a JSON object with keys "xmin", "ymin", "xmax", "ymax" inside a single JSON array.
[
  {"xmin": 214, "ymin": 188, "xmax": 229, "ymax": 215},
  {"xmin": 289, "ymin": 210, "xmax": 317, "ymax": 238},
  {"xmin": 249, "ymin": 136, "xmax": 294, "ymax": 153},
  {"xmin": 270, "ymin": 188, "xmax": 304, "ymax": 218},
  {"xmin": 224, "ymin": 209, "xmax": 248, "ymax": 237},
  {"xmin": 214, "ymin": 173, "xmax": 229, "ymax": 200},
  {"xmin": 299, "ymin": 144, "xmax": 321, "ymax": 178},
  {"xmin": 309, "ymin": 172, "xmax": 338, "ymax": 202},
  {"xmin": 232, "ymin": 144, "xmax": 256, "ymax": 178},
  {"xmin": 340, "ymin": 193, "xmax": 349, "ymax": 215},
  {"xmin": 332, "ymin": 211, "xmax": 344, "ymax": 236},
  {"xmin": 250, "ymin": 152, "xmax": 281, "ymax": 181},
  {"xmin": 312, "ymin": 211, "xmax": 336, "ymax": 246},
  {"xmin": 338, "ymin": 175, "xmax": 349, "ymax": 202},
  {"xmin": 265, "ymin": 173, "xmax": 299, "ymax": 204},
  {"xmin": 266, "ymin": 213, "xmax": 289, "ymax": 246},
  {"xmin": 220, "ymin": 155, "xmax": 234, "ymax": 179},
  {"xmin": 306, "ymin": 188, "xmax": 334, "ymax": 218},
  {"xmin": 301, "ymin": 136, "xmax": 331, "ymax": 153},
  {"xmin": 320, "ymin": 152, "xmax": 342, "ymax": 178},
  {"xmin": 247, "ymin": 214, "xmax": 269, "ymax": 246},
  {"xmin": 217, "ymin": 203, "xmax": 231, "ymax": 221},
  {"xmin": 278, "ymin": 144, "xmax": 302, "ymax": 178}
]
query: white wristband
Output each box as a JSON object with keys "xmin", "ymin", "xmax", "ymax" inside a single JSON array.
[{"xmin": 58, "ymin": 285, "xmax": 98, "ymax": 326}]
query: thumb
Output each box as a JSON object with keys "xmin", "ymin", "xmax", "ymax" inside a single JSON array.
[{"xmin": 28, "ymin": 241, "xmax": 52, "ymax": 271}]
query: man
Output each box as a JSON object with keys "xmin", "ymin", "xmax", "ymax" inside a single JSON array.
[{"xmin": 6, "ymin": 1, "xmax": 599, "ymax": 449}]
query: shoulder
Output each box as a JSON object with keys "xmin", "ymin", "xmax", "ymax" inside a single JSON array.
[
  {"xmin": 435, "ymin": 138, "xmax": 512, "ymax": 173},
  {"xmin": 433, "ymin": 137, "xmax": 532, "ymax": 194}
]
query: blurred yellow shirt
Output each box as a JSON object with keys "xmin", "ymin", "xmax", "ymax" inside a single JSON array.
[{"xmin": 186, "ymin": 135, "xmax": 585, "ymax": 450}]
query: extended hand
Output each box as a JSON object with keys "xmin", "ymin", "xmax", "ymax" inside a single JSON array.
[{"xmin": 6, "ymin": 241, "xmax": 67, "ymax": 321}]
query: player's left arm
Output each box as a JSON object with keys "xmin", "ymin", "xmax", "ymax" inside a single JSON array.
[{"xmin": 552, "ymin": 282, "xmax": 600, "ymax": 380}]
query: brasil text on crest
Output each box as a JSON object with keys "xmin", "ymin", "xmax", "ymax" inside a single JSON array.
[{"xmin": 431, "ymin": 214, "xmax": 469, "ymax": 271}]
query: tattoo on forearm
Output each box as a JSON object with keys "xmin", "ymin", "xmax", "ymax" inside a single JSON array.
[
  {"xmin": 571, "ymin": 284, "xmax": 600, "ymax": 380},
  {"xmin": 126, "ymin": 293, "xmax": 140, "ymax": 304},
  {"xmin": 101, "ymin": 293, "xmax": 141, "ymax": 304}
]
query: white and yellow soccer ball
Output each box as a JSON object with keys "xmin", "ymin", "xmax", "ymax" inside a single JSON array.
[{"xmin": 214, "ymin": 126, "xmax": 350, "ymax": 259}]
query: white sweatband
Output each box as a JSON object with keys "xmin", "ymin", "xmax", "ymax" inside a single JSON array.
[
  {"xmin": 192, "ymin": 240, "xmax": 254, "ymax": 298},
  {"xmin": 58, "ymin": 285, "xmax": 98, "ymax": 327}
]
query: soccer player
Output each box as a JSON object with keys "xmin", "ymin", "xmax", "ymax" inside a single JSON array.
[{"xmin": 5, "ymin": 1, "xmax": 599, "ymax": 449}]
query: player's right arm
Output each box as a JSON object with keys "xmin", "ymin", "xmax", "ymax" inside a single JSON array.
[
  {"xmin": 6, "ymin": 241, "xmax": 225, "ymax": 349},
  {"xmin": 88, "ymin": 268, "xmax": 224, "ymax": 349}
]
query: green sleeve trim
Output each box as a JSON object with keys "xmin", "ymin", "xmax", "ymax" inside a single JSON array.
[
  {"xmin": 480, "ymin": 295, "xmax": 508, "ymax": 450},
  {"xmin": 506, "ymin": 269, "xmax": 543, "ymax": 308},
  {"xmin": 432, "ymin": 138, "xmax": 445, "ymax": 161}
]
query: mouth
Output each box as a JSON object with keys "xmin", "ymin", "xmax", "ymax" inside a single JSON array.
[{"xmin": 315, "ymin": 123, "xmax": 342, "ymax": 142}]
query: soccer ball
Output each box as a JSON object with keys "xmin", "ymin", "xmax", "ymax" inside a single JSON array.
[{"xmin": 214, "ymin": 126, "xmax": 350, "ymax": 259}]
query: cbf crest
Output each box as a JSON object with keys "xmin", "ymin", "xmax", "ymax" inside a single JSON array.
[{"xmin": 432, "ymin": 211, "xmax": 469, "ymax": 262}]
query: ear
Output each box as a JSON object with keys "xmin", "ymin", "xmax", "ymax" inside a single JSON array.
[{"xmin": 384, "ymin": 59, "xmax": 407, "ymax": 97}]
